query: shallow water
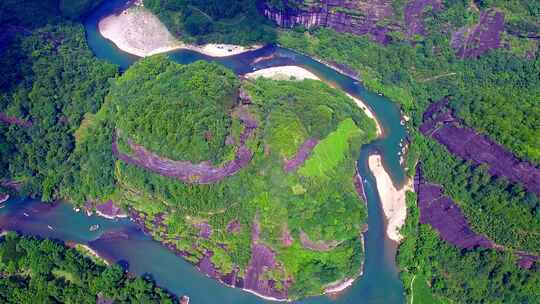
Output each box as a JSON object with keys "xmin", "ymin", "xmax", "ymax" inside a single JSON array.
[{"xmin": 0, "ymin": 1, "xmax": 409, "ymax": 303}]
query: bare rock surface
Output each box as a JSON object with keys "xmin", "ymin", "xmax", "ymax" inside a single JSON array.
[
  {"xmin": 244, "ymin": 216, "xmax": 288, "ymax": 299},
  {"xmin": 283, "ymin": 138, "xmax": 318, "ymax": 172},
  {"xmin": 263, "ymin": 0, "xmax": 397, "ymax": 44},
  {"xmin": 420, "ymin": 99, "xmax": 540, "ymax": 197},
  {"xmin": 404, "ymin": 0, "xmax": 442, "ymax": 37},
  {"xmin": 112, "ymin": 105, "xmax": 258, "ymax": 184},
  {"xmin": 0, "ymin": 112, "xmax": 31, "ymax": 127},
  {"xmin": 299, "ymin": 230, "xmax": 340, "ymax": 251},
  {"xmin": 95, "ymin": 200, "xmax": 127, "ymax": 219},
  {"xmin": 415, "ymin": 166, "xmax": 493, "ymax": 249},
  {"xmin": 451, "ymin": 9, "xmax": 505, "ymax": 58}
]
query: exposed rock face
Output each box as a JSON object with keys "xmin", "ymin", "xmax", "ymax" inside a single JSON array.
[
  {"xmin": 0, "ymin": 112, "xmax": 32, "ymax": 127},
  {"xmin": 244, "ymin": 217, "xmax": 289, "ymax": 299},
  {"xmin": 282, "ymin": 138, "xmax": 318, "ymax": 172},
  {"xmin": 404, "ymin": 0, "xmax": 442, "ymax": 37},
  {"xmin": 263, "ymin": 0, "xmax": 397, "ymax": 44},
  {"xmin": 195, "ymin": 221, "xmax": 213, "ymax": 239},
  {"xmin": 420, "ymin": 98, "xmax": 540, "ymax": 197},
  {"xmin": 95, "ymin": 200, "xmax": 127, "ymax": 219},
  {"xmin": 415, "ymin": 166, "xmax": 540, "ymax": 269},
  {"xmin": 451, "ymin": 9, "xmax": 505, "ymax": 58},
  {"xmin": 112, "ymin": 105, "xmax": 259, "ymax": 184},
  {"xmin": 299, "ymin": 230, "xmax": 340, "ymax": 251},
  {"xmin": 0, "ymin": 193, "xmax": 9, "ymax": 204},
  {"xmin": 415, "ymin": 166, "xmax": 493, "ymax": 249}
]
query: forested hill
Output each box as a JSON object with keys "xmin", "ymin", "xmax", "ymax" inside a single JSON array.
[
  {"xmin": 0, "ymin": 0, "xmax": 118, "ymax": 200},
  {"xmin": 145, "ymin": 0, "xmax": 539, "ymax": 167},
  {"xmin": 0, "ymin": 233, "xmax": 177, "ymax": 303},
  {"xmin": 63, "ymin": 55, "xmax": 377, "ymax": 299}
]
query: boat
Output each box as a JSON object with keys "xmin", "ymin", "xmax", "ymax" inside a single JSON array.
[{"xmin": 89, "ymin": 224, "xmax": 100, "ymax": 232}]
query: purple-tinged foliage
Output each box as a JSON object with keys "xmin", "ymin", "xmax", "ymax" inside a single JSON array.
[
  {"xmin": 421, "ymin": 99, "xmax": 540, "ymax": 197},
  {"xmin": 451, "ymin": 9, "xmax": 505, "ymax": 58}
]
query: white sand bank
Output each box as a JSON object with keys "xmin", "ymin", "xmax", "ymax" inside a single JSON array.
[
  {"xmin": 324, "ymin": 277, "xmax": 355, "ymax": 294},
  {"xmin": 368, "ymin": 154, "xmax": 411, "ymax": 243},
  {"xmin": 244, "ymin": 66, "xmax": 381, "ymax": 135},
  {"xmin": 245, "ymin": 66, "xmax": 320, "ymax": 81},
  {"xmin": 344, "ymin": 92, "xmax": 382, "ymax": 136},
  {"xmin": 76, "ymin": 244, "xmax": 110, "ymax": 265},
  {"xmin": 98, "ymin": 5, "xmax": 261, "ymax": 58}
]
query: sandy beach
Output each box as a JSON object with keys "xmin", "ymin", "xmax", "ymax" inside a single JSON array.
[
  {"xmin": 75, "ymin": 244, "xmax": 110, "ymax": 265},
  {"xmin": 324, "ymin": 277, "xmax": 356, "ymax": 294},
  {"xmin": 344, "ymin": 92, "xmax": 382, "ymax": 136},
  {"xmin": 245, "ymin": 65, "xmax": 320, "ymax": 81},
  {"xmin": 245, "ymin": 66, "xmax": 382, "ymax": 135},
  {"xmin": 368, "ymin": 154, "xmax": 411, "ymax": 243},
  {"xmin": 98, "ymin": 5, "xmax": 261, "ymax": 58}
]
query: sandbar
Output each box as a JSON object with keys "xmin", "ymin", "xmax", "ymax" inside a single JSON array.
[
  {"xmin": 98, "ymin": 5, "xmax": 261, "ymax": 58},
  {"xmin": 245, "ymin": 65, "xmax": 320, "ymax": 81},
  {"xmin": 368, "ymin": 154, "xmax": 411, "ymax": 242}
]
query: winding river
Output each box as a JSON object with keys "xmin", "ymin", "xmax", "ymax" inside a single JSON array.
[{"xmin": 0, "ymin": 1, "xmax": 409, "ymax": 303}]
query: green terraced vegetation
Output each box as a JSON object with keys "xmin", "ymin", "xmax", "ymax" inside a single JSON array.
[
  {"xmin": 299, "ymin": 118, "xmax": 362, "ymax": 178},
  {"xmin": 64, "ymin": 57, "xmax": 377, "ymax": 299}
]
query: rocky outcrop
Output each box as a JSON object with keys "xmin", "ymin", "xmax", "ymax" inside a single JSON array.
[
  {"xmin": 299, "ymin": 230, "xmax": 341, "ymax": 251},
  {"xmin": 420, "ymin": 98, "xmax": 540, "ymax": 197},
  {"xmin": 0, "ymin": 112, "xmax": 31, "ymax": 127},
  {"xmin": 282, "ymin": 138, "xmax": 318, "ymax": 172},
  {"xmin": 112, "ymin": 105, "xmax": 258, "ymax": 184},
  {"xmin": 404, "ymin": 0, "xmax": 442, "ymax": 37},
  {"xmin": 415, "ymin": 166, "xmax": 539, "ymax": 269},
  {"xmin": 0, "ymin": 193, "xmax": 9, "ymax": 204},
  {"xmin": 415, "ymin": 166, "xmax": 493, "ymax": 249},
  {"xmin": 244, "ymin": 217, "xmax": 289, "ymax": 299},
  {"xmin": 95, "ymin": 200, "xmax": 127, "ymax": 219},
  {"xmin": 262, "ymin": 0, "xmax": 397, "ymax": 44},
  {"xmin": 451, "ymin": 9, "xmax": 505, "ymax": 58}
]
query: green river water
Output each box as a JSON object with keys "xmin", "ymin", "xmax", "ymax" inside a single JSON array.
[{"xmin": 0, "ymin": 1, "xmax": 409, "ymax": 302}]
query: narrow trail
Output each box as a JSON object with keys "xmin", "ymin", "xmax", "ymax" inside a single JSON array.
[
  {"xmin": 410, "ymin": 274, "xmax": 416, "ymax": 304},
  {"xmin": 418, "ymin": 72, "xmax": 456, "ymax": 82}
]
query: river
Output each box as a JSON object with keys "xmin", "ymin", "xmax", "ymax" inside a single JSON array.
[{"xmin": 0, "ymin": 0, "xmax": 408, "ymax": 303}]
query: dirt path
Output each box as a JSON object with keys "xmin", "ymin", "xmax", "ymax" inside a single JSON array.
[{"xmin": 410, "ymin": 274, "xmax": 416, "ymax": 304}]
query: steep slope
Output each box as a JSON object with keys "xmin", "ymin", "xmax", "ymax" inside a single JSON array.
[{"xmin": 65, "ymin": 56, "xmax": 378, "ymax": 299}]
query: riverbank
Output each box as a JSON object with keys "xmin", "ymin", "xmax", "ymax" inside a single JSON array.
[
  {"xmin": 98, "ymin": 4, "xmax": 261, "ymax": 58},
  {"xmin": 368, "ymin": 154, "xmax": 412, "ymax": 243},
  {"xmin": 72, "ymin": 243, "xmax": 111, "ymax": 265},
  {"xmin": 243, "ymin": 66, "xmax": 382, "ymax": 135},
  {"xmin": 245, "ymin": 65, "xmax": 319, "ymax": 81},
  {"xmin": 344, "ymin": 92, "xmax": 382, "ymax": 136}
]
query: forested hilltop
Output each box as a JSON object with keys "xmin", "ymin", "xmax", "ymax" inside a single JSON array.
[
  {"xmin": 63, "ymin": 55, "xmax": 377, "ymax": 299},
  {"xmin": 1, "ymin": 0, "xmax": 539, "ymax": 303},
  {"xmin": 0, "ymin": 0, "xmax": 118, "ymax": 200},
  {"xmin": 0, "ymin": 233, "xmax": 177, "ymax": 303},
  {"xmin": 261, "ymin": 1, "xmax": 540, "ymax": 303}
]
